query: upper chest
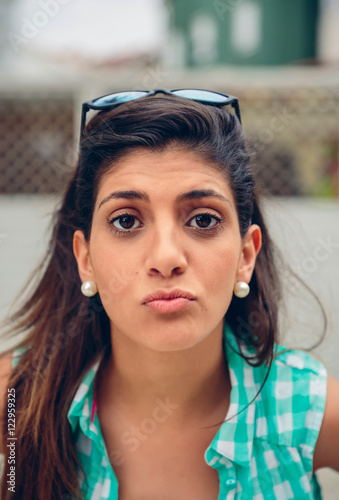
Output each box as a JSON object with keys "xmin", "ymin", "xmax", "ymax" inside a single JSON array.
[{"xmin": 97, "ymin": 408, "xmax": 222, "ymax": 500}]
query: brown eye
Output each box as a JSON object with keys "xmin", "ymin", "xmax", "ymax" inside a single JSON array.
[
  {"xmin": 189, "ymin": 213, "xmax": 221, "ymax": 229},
  {"xmin": 111, "ymin": 214, "xmax": 141, "ymax": 231}
]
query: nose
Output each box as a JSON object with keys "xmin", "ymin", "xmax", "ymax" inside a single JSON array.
[{"xmin": 145, "ymin": 222, "xmax": 188, "ymax": 278}]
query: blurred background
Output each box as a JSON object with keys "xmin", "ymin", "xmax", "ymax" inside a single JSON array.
[{"xmin": 0, "ymin": 0, "xmax": 338, "ymax": 495}]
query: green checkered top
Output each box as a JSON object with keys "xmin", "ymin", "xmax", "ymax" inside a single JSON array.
[{"xmin": 13, "ymin": 323, "xmax": 327, "ymax": 499}]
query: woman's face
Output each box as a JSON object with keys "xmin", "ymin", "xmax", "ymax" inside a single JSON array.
[{"xmin": 74, "ymin": 148, "xmax": 261, "ymax": 352}]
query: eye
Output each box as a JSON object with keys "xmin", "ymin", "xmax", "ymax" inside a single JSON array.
[
  {"xmin": 188, "ymin": 213, "xmax": 222, "ymax": 230},
  {"xmin": 107, "ymin": 211, "xmax": 224, "ymax": 237},
  {"xmin": 110, "ymin": 213, "xmax": 142, "ymax": 231}
]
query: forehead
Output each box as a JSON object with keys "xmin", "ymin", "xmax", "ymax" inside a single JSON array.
[{"xmin": 96, "ymin": 148, "xmax": 233, "ymax": 201}]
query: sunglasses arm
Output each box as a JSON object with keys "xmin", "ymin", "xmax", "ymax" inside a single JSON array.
[
  {"xmin": 80, "ymin": 103, "xmax": 90, "ymax": 137},
  {"xmin": 232, "ymin": 101, "xmax": 242, "ymax": 124}
]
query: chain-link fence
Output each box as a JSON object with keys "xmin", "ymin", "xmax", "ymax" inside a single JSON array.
[
  {"xmin": 239, "ymin": 87, "xmax": 339, "ymax": 197},
  {"xmin": 0, "ymin": 92, "xmax": 74, "ymax": 193},
  {"xmin": 0, "ymin": 86, "xmax": 338, "ymax": 196}
]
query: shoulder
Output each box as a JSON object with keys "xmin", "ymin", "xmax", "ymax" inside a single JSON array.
[
  {"xmin": 261, "ymin": 347, "xmax": 327, "ymax": 398},
  {"xmin": 272, "ymin": 346, "xmax": 327, "ymax": 375},
  {"xmin": 257, "ymin": 347, "xmax": 327, "ymax": 402},
  {"xmin": 0, "ymin": 351, "xmax": 14, "ymax": 453},
  {"xmin": 253, "ymin": 348, "xmax": 327, "ymax": 451},
  {"xmin": 313, "ymin": 375, "xmax": 339, "ymax": 472}
]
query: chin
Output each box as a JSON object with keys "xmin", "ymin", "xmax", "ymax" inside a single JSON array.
[
  {"xmin": 141, "ymin": 324, "xmax": 206, "ymax": 352},
  {"xmin": 154, "ymin": 339, "xmax": 199, "ymax": 352},
  {"xmin": 110, "ymin": 315, "xmax": 211, "ymax": 352}
]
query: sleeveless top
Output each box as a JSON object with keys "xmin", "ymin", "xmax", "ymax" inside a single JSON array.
[{"xmin": 12, "ymin": 324, "xmax": 327, "ymax": 499}]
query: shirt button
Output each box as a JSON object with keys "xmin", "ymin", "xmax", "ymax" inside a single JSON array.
[{"xmin": 225, "ymin": 478, "xmax": 236, "ymax": 486}]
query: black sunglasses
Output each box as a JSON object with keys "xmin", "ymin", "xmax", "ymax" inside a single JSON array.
[{"xmin": 80, "ymin": 88, "xmax": 241, "ymax": 137}]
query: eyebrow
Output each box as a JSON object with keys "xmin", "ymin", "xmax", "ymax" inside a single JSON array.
[{"xmin": 98, "ymin": 189, "xmax": 231, "ymax": 210}]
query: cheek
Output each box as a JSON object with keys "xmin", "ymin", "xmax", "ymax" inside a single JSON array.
[
  {"xmin": 89, "ymin": 242, "xmax": 139, "ymax": 305},
  {"xmin": 202, "ymin": 246, "xmax": 240, "ymax": 302},
  {"xmin": 193, "ymin": 246, "xmax": 239, "ymax": 318},
  {"xmin": 200, "ymin": 244, "xmax": 239, "ymax": 279}
]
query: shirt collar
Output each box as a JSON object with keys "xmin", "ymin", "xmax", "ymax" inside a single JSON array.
[
  {"xmin": 67, "ymin": 323, "xmax": 257, "ymax": 467},
  {"xmin": 67, "ymin": 358, "xmax": 103, "ymax": 450},
  {"xmin": 205, "ymin": 324, "xmax": 257, "ymax": 468}
]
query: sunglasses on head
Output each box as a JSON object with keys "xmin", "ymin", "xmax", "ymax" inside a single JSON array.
[{"xmin": 80, "ymin": 88, "xmax": 241, "ymax": 138}]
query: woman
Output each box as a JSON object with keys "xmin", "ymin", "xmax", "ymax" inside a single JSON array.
[{"xmin": 0, "ymin": 89, "xmax": 338, "ymax": 499}]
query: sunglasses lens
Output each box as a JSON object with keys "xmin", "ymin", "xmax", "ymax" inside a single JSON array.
[
  {"xmin": 173, "ymin": 90, "xmax": 229, "ymax": 103},
  {"xmin": 92, "ymin": 91, "xmax": 148, "ymax": 107}
]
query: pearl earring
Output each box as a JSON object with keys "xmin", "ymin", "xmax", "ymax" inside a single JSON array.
[
  {"xmin": 81, "ymin": 281, "xmax": 98, "ymax": 297},
  {"xmin": 233, "ymin": 281, "xmax": 250, "ymax": 298}
]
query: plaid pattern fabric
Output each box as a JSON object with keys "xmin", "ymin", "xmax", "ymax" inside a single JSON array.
[{"xmin": 12, "ymin": 324, "xmax": 327, "ymax": 499}]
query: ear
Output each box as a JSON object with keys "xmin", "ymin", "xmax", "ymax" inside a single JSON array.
[
  {"xmin": 236, "ymin": 224, "xmax": 262, "ymax": 283},
  {"xmin": 73, "ymin": 230, "xmax": 95, "ymax": 283}
]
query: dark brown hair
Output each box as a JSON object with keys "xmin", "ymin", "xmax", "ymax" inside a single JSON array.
[{"xmin": 1, "ymin": 95, "xmax": 282, "ymax": 499}]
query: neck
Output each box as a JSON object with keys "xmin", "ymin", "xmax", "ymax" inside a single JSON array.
[{"xmin": 97, "ymin": 320, "xmax": 231, "ymax": 426}]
